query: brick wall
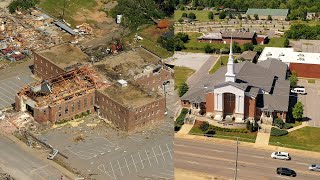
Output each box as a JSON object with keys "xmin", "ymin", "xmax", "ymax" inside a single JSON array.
[
  {"xmin": 95, "ymin": 90, "xmax": 165, "ymax": 132},
  {"xmin": 205, "ymin": 93, "xmax": 214, "ymax": 113},
  {"xmin": 135, "ymin": 68, "xmax": 172, "ymax": 92},
  {"xmin": 33, "ymin": 91, "xmax": 95, "ymax": 123},
  {"xmin": 223, "ymin": 38, "xmax": 253, "ymax": 45},
  {"xmin": 33, "ymin": 52, "xmax": 65, "ymax": 80}
]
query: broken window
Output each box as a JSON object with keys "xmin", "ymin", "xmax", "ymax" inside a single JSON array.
[
  {"xmin": 77, "ymin": 100, "xmax": 81, "ymax": 110},
  {"xmin": 65, "ymin": 106, "xmax": 68, "ymax": 114}
]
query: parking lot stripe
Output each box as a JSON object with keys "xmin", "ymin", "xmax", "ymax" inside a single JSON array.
[
  {"xmin": 0, "ymin": 86, "xmax": 16, "ymax": 98},
  {"xmin": 152, "ymin": 147, "xmax": 159, "ymax": 164},
  {"xmin": 0, "ymin": 96, "xmax": 12, "ymax": 107},
  {"xmin": 124, "ymin": 157, "xmax": 131, "ymax": 174},
  {"xmin": 7, "ymin": 80, "xmax": 23, "ymax": 89},
  {"xmin": 159, "ymin": 145, "xmax": 166, "ymax": 162},
  {"xmin": 159, "ymin": 172, "xmax": 173, "ymax": 177},
  {"xmin": 145, "ymin": 149, "xmax": 152, "ymax": 167},
  {"xmin": 131, "ymin": 154, "xmax": 138, "ymax": 172},
  {"xmin": 138, "ymin": 152, "xmax": 144, "ymax": 169},
  {"xmin": 1, "ymin": 82, "xmax": 20, "ymax": 92},
  {"xmin": 117, "ymin": 160, "xmax": 123, "ymax": 176},
  {"xmin": 166, "ymin": 144, "xmax": 172, "ymax": 159},
  {"xmin": 110, "ymin": 162, "xmax": 116, "ymax": 179}
]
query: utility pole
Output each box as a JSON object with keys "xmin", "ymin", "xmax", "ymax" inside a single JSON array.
[{"xmin": 234, "ymin": 137, "xmax": 239, "ymax": 180}]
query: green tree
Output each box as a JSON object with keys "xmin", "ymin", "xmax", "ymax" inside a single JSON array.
[
  {"xmin": 232, "ymin": 42, "xmax": 242, "ymax": 53},
  {"xmin": 178, "ymin": 82, "xmax": 189, "ymax": 97},
  {"xmin": 178, "ymin": 18, "xmax": 183, "ymax": 23},
  {"xmin": 253, "ymin": 46, "xmax": 263, "ymax": 53},
  {"xmin": 188, "ymin": 12, "xmax": 196, "ymax": 20},
  {"xmin": 247, "ymin": 14, "xmax": 251, "ymax": 20},
  {"xmin": 267, "ymin": 15, "xmax": 272, "ymax": 21},
  {"xmin": 175, "ymin": 32, "xmax": 189, "ymax": 43},
  {"xmin": 174, "ymin": 38, "xmax": 185, "ymax": 51},
  {"xmin": 204, "ymin": 44, "xmax": 214, "ymax": 53},
  {"xmin": 219, "ymin": 11, "xmax": 227, "ymax": 19},
  {"xmin": 292, "ymin": 101, "xmax": 304, "ymax": 121},
  {"xmin": 254, "ymin": 14, "xmax": 259, "ymax": 20},
  {"xmin": 8, "ymin": 0, "xmax": 39, "ymax": 13},
  {"xmin": 182, "ymin": 12, "xmax": 188, "ymax": 18},
  {"xmin": 289, "ymin": 70, "xmax": 298, "ymax": 87},
  {"xmin": 192, "ymin": 0, "xmax": 199, "ymax": 7},
  {"xmin": 200, "ymin": 121, "xmax": 210, "ymax": 132},
  {"xmin": 228, "ymin": 13, "xmax": 233, "ymax": 19},
  {"xmin": 284, "ymin": 37, "xmax": 289, "ymax": 47},
  {"xmin": 243, "ymin": 43, "xmax": 254, "ymax": 51},
  {"xmin": 237, "ymin": 14, "xmax": 242, "ymax": 20},
  {"xmin": 208, "ymin": 11, "xmax": 214, "ymax": 20}
]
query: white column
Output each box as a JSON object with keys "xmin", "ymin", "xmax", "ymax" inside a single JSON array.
[
  {"xmin": 214, "ymin": 93, "xmax": 223, "ymax": 111},
  {"xmin": 235, "ymin": 95, "xmax": 244, "ymax": 114}
]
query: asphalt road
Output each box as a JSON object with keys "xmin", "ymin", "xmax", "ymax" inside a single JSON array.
[
  {"xmin": 0, "ymin": 134, "xmax": 69, "ymax": 180},
  {"xmin": 175, "ymin": 138, "xmax": 320, "ymax": 180}
]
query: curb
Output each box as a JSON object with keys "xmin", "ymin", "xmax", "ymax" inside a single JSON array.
[{"xmin": 0, "ymin": 131, "xmax": 77, "ymax": 180}]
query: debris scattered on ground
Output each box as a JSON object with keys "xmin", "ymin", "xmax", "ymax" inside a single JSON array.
[{"xmin": 73, "ymin": 134, "xmax": 85, "ymax": 142}]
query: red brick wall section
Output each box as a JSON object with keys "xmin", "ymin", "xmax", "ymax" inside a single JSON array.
[
  {"xmin": 135, "ymin": 68, "xmax": 172, "ymax": 92},
  {"xmin": 289, "ymin": 63, "xmax": 320, "ymax": 79},
  {"xmin": 33, "ymin": 53, "xmax": 65, "ymax": 80},
  {"xmin": 223, "ymin": 38, "xmax": 253, "ymax": 45},
  {"xmin": 248, "ymin": 97, "xmax": 256, "ymax": 118},
  {"xmin": 95, "ymin": 90, "xmax": 165, "ymax": 132},
  {"xmin": 205, "ymin": 93, "xmax": 214, "ymax": 113},
  {"xmin": 255, "ymin": 37, "xmax": 266, "ymax": 45},
  {"xmin": 36, "ymin": 91, "xmax": 95, "ymax": 123}
]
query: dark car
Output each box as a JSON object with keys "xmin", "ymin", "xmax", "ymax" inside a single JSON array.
[{"xmin": 277, "ymin": 167, "xmax": 296, "ymax": 177}]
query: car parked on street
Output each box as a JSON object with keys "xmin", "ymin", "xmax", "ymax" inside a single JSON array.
[
  {"xmin": 277, "ymin": 167, "xmax": 296, "ymax": 177},
  {"xmin": 271, "ymin": 152, "xmax": 291, "ymax": 160},
  {"xmin": 309, "ymin": 164, "xmax": 320, "ymax": 171}
]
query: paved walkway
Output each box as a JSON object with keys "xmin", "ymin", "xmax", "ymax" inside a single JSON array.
[
  {"xmin": 177, "ymin": 124, "xmax": 193, "ymax": 135},
  {"xmin": 254, "ymin": 124, "xmax": 272, "ymax": 147},
  {"xmin": 287, "ymin": 123, "xmax": 308, "ymax": 132}
]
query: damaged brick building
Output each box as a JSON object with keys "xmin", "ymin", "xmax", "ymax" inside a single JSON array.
[{"xmin": 16, "ymin": 43, "xmax": 173, "ymax": 131}]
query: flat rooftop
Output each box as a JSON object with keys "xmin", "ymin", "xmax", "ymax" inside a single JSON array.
[
  {"xmin": 258, "ymin": 47, "xmax": 320, "ymax": 65},
  {"xmin": 93, "ymin": 48, "xmax": 161, "ymax": 81},
  {"xmin": 37, "ymin": 43, "xmax": 89, "ymax": 69},
  {"xmin": 101, "ymin": 83, "xmax": 161, "ymax": 108}
]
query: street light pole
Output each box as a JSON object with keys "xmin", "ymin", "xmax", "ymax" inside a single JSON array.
[{"xmin": 234, "ymin": 137, "xmax": 239, "ymax": 180}]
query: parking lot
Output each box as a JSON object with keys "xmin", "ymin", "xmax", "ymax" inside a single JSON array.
[
  {"xmin": 0, "ymin": 61, "xmax": 35, "ymax": 110},
  {"xmin": 297, "ymin": 79, "xmax": 320, "ymax": 127},
  {"xmin": 37, "ymin": 91, "xmax": 174, "ymax": 180}
]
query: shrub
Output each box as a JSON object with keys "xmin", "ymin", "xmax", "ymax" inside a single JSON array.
[
  {"xmin": 206, "ymin": 129, "xmax": 215, "ymax": 137},
  {"xmin": 175, "ymin": 124, "xmax": 182, "ymax": 132},
  {"xmin": 283, "ymin": 123, "xmax": 293, "ymax": 130},
  {"xmin": 176, "ymin": 108, "xmax": 188, "ymax": 126},
  {"xmin": 246, "ymin": 120, "xmax": 251, "ymax": 130},
  {"xmin": 200, "ymin": 121, "xmax": 209, "ymax": 132},
  {"xmin": 273, "ymin": 118, "xmax": 284, "ymax": 129},
  {"xmin": 271, "ymin": 127, "xmax": 288, "ymax": 136}
]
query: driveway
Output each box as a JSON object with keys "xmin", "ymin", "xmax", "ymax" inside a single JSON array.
[{"xmin": 297, "ymin": 79, "xmax": 320, "ymax": 127}]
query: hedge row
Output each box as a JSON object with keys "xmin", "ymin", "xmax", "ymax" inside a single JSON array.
[
  {"xmin": 208, "ymin": 124, "xmax": 248, "ymax": 133},
  {"xmin": 271, "ymin": 127, "xmax": 288, "ymax": 136},
  {"xmin": 175, "ymin": 108, "xmax": 189, "ymax": 132}
]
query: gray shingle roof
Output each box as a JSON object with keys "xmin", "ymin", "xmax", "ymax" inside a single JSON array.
[
  {"xmin": 181, "ymin": 59, "xmax": 290, "ymax": 112},
  {"xmin": 246, "ymin": 9, "xmax": 289, "ymax": 17},
  {"xmin": 238, "ymin": 51, "xmax": 257, "ymax": 61},
  {"xmin": 222, "ymin": 31, "xmax": 255, "ymax": 39}
]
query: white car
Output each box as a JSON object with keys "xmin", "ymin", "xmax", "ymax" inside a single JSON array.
[
  {"xmin": 309, "ymin": 164, "xmax": 320, "ymax": 171},
  {"xmin": 271, "ymin": 152, "xmax": 291, "ymax": 160}
]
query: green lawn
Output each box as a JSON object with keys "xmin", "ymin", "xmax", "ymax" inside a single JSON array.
[
  {"xmin": 189, "ymin": 126, "xmax": 257, "ymax": 143},
  {"xmin": 124, "ymin": 25, "xmax": 173, "ymax": 59},
  {"xmin": 209, "ymin": 56, "xmax": 229, "ymax": 74},
  {"xmin": 308, "ymin": 79, "xmax": 316, "ymax": 84},
  {"xmin": 182, "ymin": 32, "xmax": 228, "ymax": 52},
  {"xmin": 39, "ymin": 0, "xmax": 98, "ymax": 27},
  {"xmin": 174, "ymin": 66, "xmax": 195, "ymax": 89},
  {"xmin": 175, "ymin": 10, "xmax": 219, "ymax": 22},
  {"xmin": 291, "ymin": 20, "xmax": 320, "ymax": 26},
  {"xmin": 269, "ymin": 127, "xmax": 320, "ymax": 152}
]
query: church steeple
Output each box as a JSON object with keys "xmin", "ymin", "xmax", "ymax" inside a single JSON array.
[{"xmin": 225, "ymin": 34, "xmax": 236, "ymax": 82}]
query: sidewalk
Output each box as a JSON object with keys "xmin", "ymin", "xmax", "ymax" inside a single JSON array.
[
  {"xmin": 175, "ymin": 133, "xmax": 320, "ymax": 158},
  {"xmin": 0, "ymin": 131, "xmax": 77, "ymax": 180},
  {"xmin": 177, "ymin": 124, "xmax": 193, "ymax": 135},
  {"xmin": 287, "ymin": 123, "xmax": 308, "ymax": 132}
]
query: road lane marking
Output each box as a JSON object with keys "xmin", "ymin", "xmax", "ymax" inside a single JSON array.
[
  {"xmin": 252, "ymin": 155, "xmax": 264, "ymax": 159},
  {"xmin": 175, "ymin": 150, "xmax": 257, "ymax": 166},
  {"xmin": 296, "ymin": 162, "xmax": 309, "ymax": 166},
  {"xmin": 187, "ymin": 161, "xmax": 199, "ymax": 165}
]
